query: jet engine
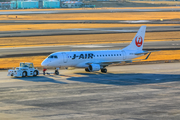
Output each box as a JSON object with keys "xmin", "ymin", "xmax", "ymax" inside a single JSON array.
[{"xmin": 88, "ymin": 64, "xmax": 101, "ymax": 72}]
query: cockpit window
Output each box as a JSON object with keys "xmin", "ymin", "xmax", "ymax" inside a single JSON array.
[
  {"xmin": 48, "ymin": 55, "xmax": 58, "ymax": 58},
  {"xmin": 48, "ymin": 55, "xmax": 53, "ymax": 58}
]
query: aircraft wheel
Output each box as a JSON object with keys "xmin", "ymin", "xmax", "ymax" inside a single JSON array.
[
  {"xmin": 85, "ymin": 68, "xmax": 90, "ymax": 72},
  {"xmin": 101, "ymin": 68, "xmax": 107, "ymax": 73}
]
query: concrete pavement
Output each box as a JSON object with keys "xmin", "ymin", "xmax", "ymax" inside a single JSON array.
[{"xmin": 0, "ymin": 63, "xmax": 180, "ymax": 120}]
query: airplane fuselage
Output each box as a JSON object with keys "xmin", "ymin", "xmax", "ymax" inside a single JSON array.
[{"xmin": 41, "ymin": 50, "xmax": 142, "ymax": 68}]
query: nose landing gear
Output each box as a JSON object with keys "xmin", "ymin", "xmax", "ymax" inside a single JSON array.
[{"xmin": 85, "ymin": 68, "xmax": 90, "ymax": 72}]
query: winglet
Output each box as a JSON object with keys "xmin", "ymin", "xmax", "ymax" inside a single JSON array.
[{"xmin": 143, "ymin": 52, "xmax": 151, "ymax": 60}]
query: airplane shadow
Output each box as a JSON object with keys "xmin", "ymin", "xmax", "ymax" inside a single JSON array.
[
  {"xmin": 66, "ymin": 72, "xmax": 180, "ymax": 86},
  {"xmin": 11, "ymin": 72, "xmax": 180, "ymax": 86},
  {"xmin": 13, "ymin": 75, "xmax": 67, "ymax": 84}
]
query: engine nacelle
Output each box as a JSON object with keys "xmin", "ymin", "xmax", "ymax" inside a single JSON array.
[{"xmin": 88, "ymin": 64, "xmax": 101, "ymax": 72}]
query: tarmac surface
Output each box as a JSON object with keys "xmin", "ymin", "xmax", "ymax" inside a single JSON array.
[
  {"xmin": 0, "ymin": 26, "xmax": 180, "ymax": 38},
  {"xmin": 0, "ymin": 41, "xmax": 180, "ymax": 58},
  {"xmin": 1, "ymin": 8, "xmax": 180, "ymax": 15},
  {"xmin": 0, "ymin": 63, "xmax": 180, "ymax": 120}
]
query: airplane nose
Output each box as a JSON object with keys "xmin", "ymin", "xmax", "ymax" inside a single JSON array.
[{"xmin": 41, "ymin": 60, "xmax": 48, "ymax": 66}]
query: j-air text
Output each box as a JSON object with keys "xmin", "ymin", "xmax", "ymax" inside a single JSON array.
[{"xmin": 72, "ymin": 53, "xmax": 94, "ymax": 59}]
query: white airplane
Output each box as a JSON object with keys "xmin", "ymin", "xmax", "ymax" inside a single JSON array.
[{"xmin": 41, "ymin": 26, "xmax": 151, "ymax": 75}]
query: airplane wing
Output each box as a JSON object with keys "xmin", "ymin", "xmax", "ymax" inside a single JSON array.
[
  {"xmin": 86, "ymin": 51, "xmax": 154, "ymax": 67},
  {"xmin": 135, "ymin": 50, "xmax": 159, "ymax": 60},
  {"xmin": 135, "ymin": 52, "xmax": 151, "ymax": 60},
  {"xmin": 86, "ymin": 60, "xmax": 129, "ymax": 67}
]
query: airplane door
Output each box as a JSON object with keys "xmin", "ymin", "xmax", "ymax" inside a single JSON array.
[
  {"xmin": 122, "ymin": 50, "xmax": 126, "ymax": 60},
  {"xmin": 62, "ymin": 52, "xmax": 68, "ymax": 63}
]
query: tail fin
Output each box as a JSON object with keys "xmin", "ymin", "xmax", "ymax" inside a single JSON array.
[{"xmin": 122, "ymin": 26, "xmax": 146, "ymax": 51}]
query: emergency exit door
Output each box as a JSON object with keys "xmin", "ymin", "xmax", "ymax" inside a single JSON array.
[
  {"xmin": 62, "ymin": 52, "xmax": 68, "ymax": 63},
  {"xmin": 122, "ymin": 50, "xmax": 126, "ymax": 60}
]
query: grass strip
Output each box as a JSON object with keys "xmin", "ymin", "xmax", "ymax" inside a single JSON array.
[
  {"xmin": 0, "ymin": 24, "xmax": 178, "ymax": 32},
  {"xmin": 1, "ymin": 12, "xmax": 180, "ymax": 20},
  {"xmin": 0, "ymin": 31, "xmax": 179, "ymax": 48}
]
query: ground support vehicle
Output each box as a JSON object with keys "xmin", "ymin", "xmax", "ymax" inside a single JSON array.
[{"xmin": 7, "ymin": 63, "xmax": 39, "ymax": 77}]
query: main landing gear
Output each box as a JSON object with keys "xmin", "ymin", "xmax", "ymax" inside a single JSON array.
[
  {"xmin": 101, "ymin": 68, "xmax": 107, "ymax": 73},
  {"xmin": 55, "ymin": 68, "xmax": 59, "ymax": 75},
  {"xmin": 84, "ymin": 68, "xmax": 107, "ymax": 73},
  {"xmin": 85, "ymin": 68, "xmax": 90, "ymax": 72}
]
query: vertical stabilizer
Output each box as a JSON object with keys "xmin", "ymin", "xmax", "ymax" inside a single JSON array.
[{"xmin": 122, "ymin": 26, "xmax": 146, "ymax": 50}]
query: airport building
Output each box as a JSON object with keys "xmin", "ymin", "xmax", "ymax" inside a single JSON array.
[
  {"xmin": 43, "ymin": 0, "xmax": 60, "ymax": 8},
  {"xmin": 8, "ymin": 0, "xmax": 61, "ymax": 9},
  {"xmin": 0, "ymin": 2, "xmax": 11, "ymax": 9},
  {"xmin": 61, "ymin": 1, "xmax": 83, "ymax": 8},
  {"xmin": 2, "ymin": 0, "xmax": 179, "ymax": 9},
  {"xmin": 0, "ymin": 0, "xmax": 92, "ymax": 9},
  {"xmin": 17, "ymin": 0, "xmax": 39, "ymax": 9}
]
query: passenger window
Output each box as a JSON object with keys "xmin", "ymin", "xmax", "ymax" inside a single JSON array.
[
  {"xmin": 111, "ymin": 54, "xmax": 113, "ymax": 56},
  {"xmin": 114, "ymin": 54, "xmax": 116, "ymax": 56},
  {"xmin": 100, "ymin": 55, "xmax": 101, "ymax": 57},
  {"xmin": 108, "ymin": 54, "xmax": 110, "ymax": 56},
  {"xmin": 120, "ymin": 54, "xmax": 121, "ymax": 56},
  {"xmin": 106, "ymin": 55, "xmax": 107, "ymax": 56},
  {"xmin": 97, "ymin": 55, "xmax": 98, "ymax": 57},
  {"xmin": 117, "ymin": 54, "xmax": 118, "ymax": 56},
  {"xmin": 103, "ymin": 55, "xmax": 104, "ymax": 57}
]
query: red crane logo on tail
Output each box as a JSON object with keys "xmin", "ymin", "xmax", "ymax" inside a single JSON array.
[{"xmin": 135, "ymin": 36, "xmax": 143, "ymax": 47}]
